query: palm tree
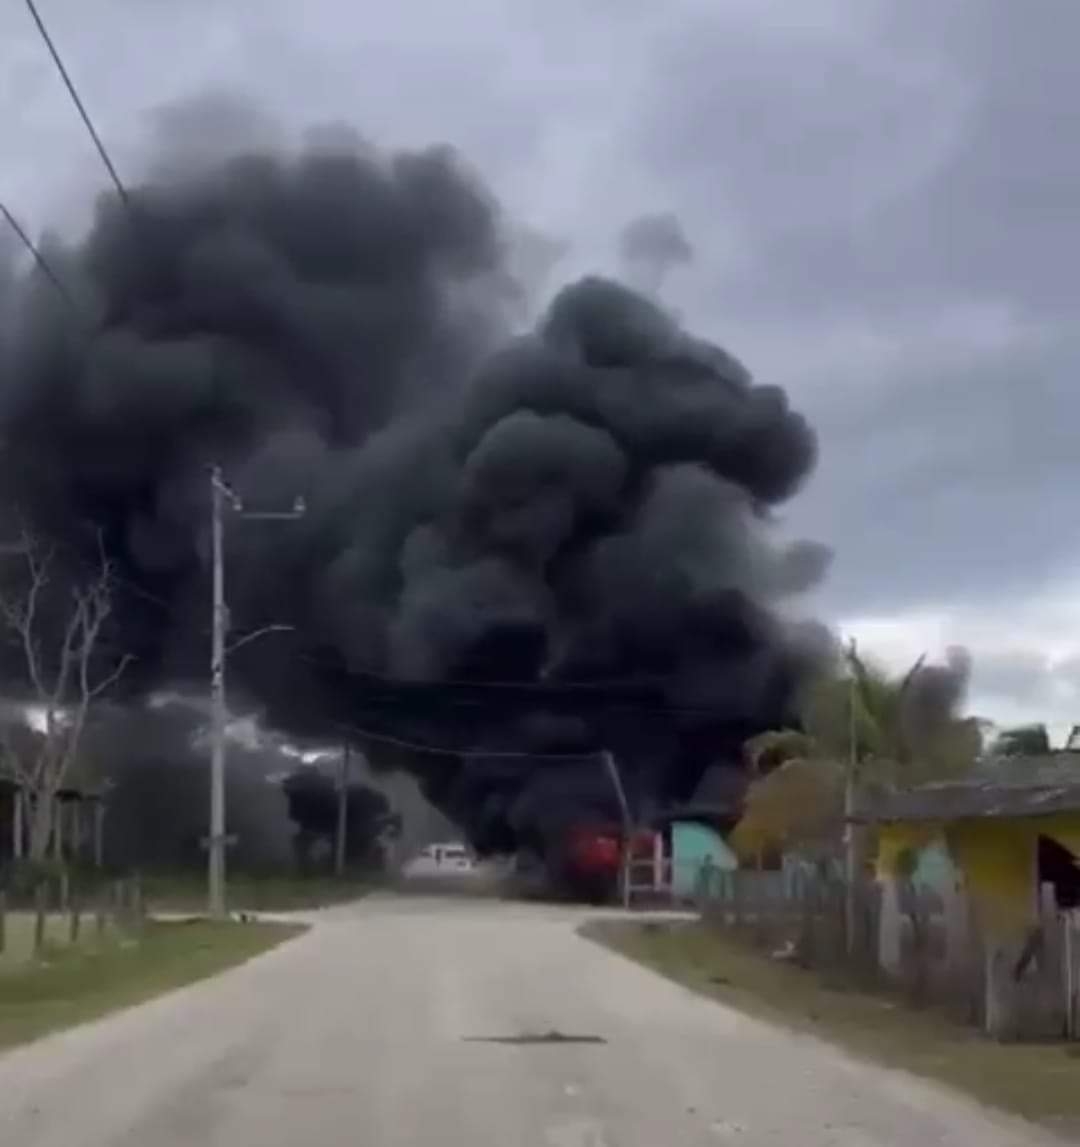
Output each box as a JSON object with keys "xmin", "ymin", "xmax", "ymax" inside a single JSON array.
[{"xmin": 730, "ymin": 645, "xmax": 982, "ymax": 865}]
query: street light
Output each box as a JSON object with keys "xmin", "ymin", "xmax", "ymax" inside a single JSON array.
[{"xmin": 207, "ymin": 466, "xmax": 304, "ymax": 919}]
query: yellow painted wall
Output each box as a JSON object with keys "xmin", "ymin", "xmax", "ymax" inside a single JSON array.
[
  {"xmin": 946, "ymin": 821, "xmax": 1034, "ymax": 938},
  {"xmin": 877, "ymin": 813, "xmax": 1080, "ymax": 941}
]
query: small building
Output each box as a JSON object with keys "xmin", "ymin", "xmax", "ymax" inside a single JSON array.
[
  {"xmin": 857, "ymin": 756, "xmax": 1080, "ymax": 1038},
  {"xmin": 651, "ymin": 805, "xmax": 740, "ymax": 900}
]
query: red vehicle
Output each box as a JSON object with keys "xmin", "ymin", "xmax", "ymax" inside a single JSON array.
[{"xmin": 547, "ymin": 823, "xmax": 658, "ymax": 903}]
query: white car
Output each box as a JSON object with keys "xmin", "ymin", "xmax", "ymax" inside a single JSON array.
[{"xmin": 401, "ymin": 841, "xmax": 476, "ymax": 878}]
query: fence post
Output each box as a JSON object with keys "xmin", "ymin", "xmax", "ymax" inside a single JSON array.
[
  {"xmin": 753, "ymin": 872, "xmax": 771, "ymax": 948},
  {"xmin": 132, "ymin": 872, "xmax": 145, "ymax": 932},
  {"xmin": 966, "ymin": 895, "xmax": 986, "ymax": 1027},
  {"xmin": 1066, "ymin": 912, "xmax": 1078, "ymax": 1041},
  {"xmin": 854, "ymin": 878, "xmax": 876, "ymax": 978},
  {"xmin": 112, "ymin": 878, "xmax": 126, "ymax": 931},
  {"xmin": 942, "ymin": 874, "xmax": 969, "ymax": 982},
  {"xmin": 1039, "ymin": 882, "xmax": 1064, "ymax": 1038},
  {"xmin": 985, "ymin": 940, "xmax": 1016, "ymax": 1040},
  {"xmin": 69, "ymin": 892, "xmax": 81, "ymax": 945},
  {"xmin": 797, "ymin": 873, "xmax": 815, "ymax": 966},
  {"xmin": 878, "ymin": 874, "xmax": 902, "ymax": 977},
  {"xmin": 909, "ymin": 885, "xmax": 932, "ymax": 1005},
  {"xmin": 93, "ymin": 801, "xmax": 105, "ymax": 869},
  {"xmin": 95, "ymin": 887, "xmax": 108, "ymax": 942},
  {"xmin": 33, "ymin": 882, "xmax": 46, "ymax": 956},
  {"xmin": 0, "ymin": 890, "xmax": 6, "ymax": 955}
]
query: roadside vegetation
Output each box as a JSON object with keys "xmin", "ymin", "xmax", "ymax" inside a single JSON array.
[
  {"xmin": 0, "ymin": 917, "xmax": 303, "ymax": 1051},
  {"xmin": 731, "ymin": 644, "xmax": 981, "ymax": 869},
  {"xmin": 1, "ymin": 911, "xmax": 113, "ymax": 968},
  {"xmin": 585, "ymin": 918, "xmax": 1080, "ymax": 1136}
]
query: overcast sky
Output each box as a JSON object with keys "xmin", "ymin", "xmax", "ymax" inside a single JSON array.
[{"xmin": 1, "ymin": 0, "xmax": 1076, "ymax": 738}]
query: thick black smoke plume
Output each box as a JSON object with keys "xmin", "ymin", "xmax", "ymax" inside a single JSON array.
[{"xmin": 0, "ymin": 116, "xmax": 829, "ymax": 857}]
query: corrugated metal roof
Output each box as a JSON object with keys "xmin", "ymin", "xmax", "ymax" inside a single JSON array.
[{"xmin": 855, "ymin": 753, "xmax": 1080, "ymax": 822}]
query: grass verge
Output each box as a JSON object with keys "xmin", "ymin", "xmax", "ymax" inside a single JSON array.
[
  {"xmin": 583, "ymin": 918, "xmax": 1080, "ymax": 1136},
  {"xmin": 1, "ymin": 913, "xmax": 114, "ymax": 969},
  {"xmin": 141, "ymin": 873, "xmax": 375, "ymax": 913},
  {"xmin": 0, "ymin": 919, "xmax": 304, "ymax": 1052}
]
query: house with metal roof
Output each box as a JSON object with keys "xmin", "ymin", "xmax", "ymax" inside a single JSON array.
[{"xmin": 855, "ymin": 755, "xmax": 1080, "ymax": 1039}]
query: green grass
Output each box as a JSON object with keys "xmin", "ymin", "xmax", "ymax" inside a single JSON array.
[
  {"xmin": 140, "ymin": 872, "xmax": 376, "ymax": 913},
  {"xmin": 0, "ymin": 918, "xmax": 303, "ymax": 1051},
  {"xmin": 583, "ymin": 919, "xmax": 1080, "ymax": 1136}
]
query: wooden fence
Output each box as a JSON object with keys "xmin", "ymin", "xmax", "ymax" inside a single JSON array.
[{"xmin": 696, "ymin": 866, "xmax": 1080, "ymax": 1042}]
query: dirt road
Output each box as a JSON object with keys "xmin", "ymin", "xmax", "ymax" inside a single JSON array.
[{"xmin": 0, "ymin": 895, "xmax": 1061, "ymax": 1146}]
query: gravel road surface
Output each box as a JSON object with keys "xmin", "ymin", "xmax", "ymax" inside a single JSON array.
[{"xmin": 0, "ymin": 895, "xmax": 1061, "ymax": 1146}]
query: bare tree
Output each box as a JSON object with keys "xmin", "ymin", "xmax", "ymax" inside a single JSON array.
[{"xmin": 0, "ymin": 529, "xmax": 131, "ymax": 860}]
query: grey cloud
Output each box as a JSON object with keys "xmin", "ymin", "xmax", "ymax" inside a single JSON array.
[
  {"xmin": 640, "ymin": 1, "xmax": 1080, "ymax": 321},
  {"xmin": 973, "ymin": 650, "xmax": 1055, "ymax": 710},
  {"xmin": 968, "ymin": 649, "xmax": 1080, "ymax": 734},
  {"xmin": 795, "ymin": 322, "xmax": 1080, "ymax": 614},
  {"xmin": 2, "ymin": 0, "xmax": 1078, "ymax": 716},
  {"xmin": 631, "ymin": 1, "xmax": 1080, "ymax": 621}
]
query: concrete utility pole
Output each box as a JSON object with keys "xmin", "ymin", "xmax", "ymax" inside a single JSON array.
[
  {"xmin": 208, "ymin": 466, "xmax": 305, "ymax": 920},
  {"xmin": 844, "ymin": 636, "xmax": 859, "ymax": 954},
  {"xmin": 209, "ymin": 466, "xmax": 228, "ymax": 920},
  {"xmin": 335, "ymin": 741, "xmax": 350, "ymax": 877},
  {"xmin": 601, "ymin": 750, "xmax": 633, "ymax": 910}
]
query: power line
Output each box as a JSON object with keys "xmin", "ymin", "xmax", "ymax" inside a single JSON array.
[
  {"xmin": 3, "ymin": 525, "xmax": 761, "ymax": 716},
  {"xmin": 23, "ymin": 0, "xmax": 134, "ymax": 217},
  {"xmin": 334, "ymin": 719, "xmax": 603, "ymax": 761},
  {"xmin": 0, "ymin": 200, "xmax": 81, "ymax": 316},
  {"xmin": 297, "ymin": 652, "xmax": 690, "ymax": 696}
]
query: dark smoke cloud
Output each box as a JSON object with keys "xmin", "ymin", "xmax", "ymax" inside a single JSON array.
[
  {"xmin": 0, "ymin": 107, "xmax": 828, "ymax": 857},
  {"xmin": 83, "ymin": 702, "xmax": 295, "ymax": 871}
]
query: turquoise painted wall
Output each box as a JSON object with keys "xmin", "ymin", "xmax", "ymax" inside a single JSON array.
[
  {"xmin": 912, "ymin": 840, "xmax": 958, "ymax": 891},
  {"xmin": 672, "ymin": 821, "xmax": 736, "ymax": 897}
]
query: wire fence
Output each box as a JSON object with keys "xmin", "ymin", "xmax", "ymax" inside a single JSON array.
[{"xmin": 695, "ymin": 866, "xmax": 1080, "ymax": 1042}]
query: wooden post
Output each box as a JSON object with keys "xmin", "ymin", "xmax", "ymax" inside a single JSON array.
[
  {"xmin": 878, "ymin": 875, "xmax": 902, "ymax": 976},
  {"xmin": 621, "ymin": 841, "xmax": 632, "ymax": 910},
  {"xmin": 0, "ymin": 891, "xmax": 6, "ymax": 955},
  {"xmin": 132, "ymin": 872, "xmax": 145, "ymax": 932},
  {"xmin": 652, "ymin": 831, "xmax": 664, "ymax": 897},
  {"xmin": 33, "ymin": 883, "xmax": 46, "ymax": 955},
  {"xmin": 797, "ymin": 872, "xmax": 816, "ymax": 966},
  {"xmin": 985, "ymin": 941, "xmax": 1013, "ymax": 1040},
  {"xmin": 71, "ymin": 801, "xmax": 83, "ymax": 863},
  {"xmin": 113, "ymin": 878, "xmax": 126, "ymax": 930},
  {"xmin": 12, "ymin": 789, "xmax": 23, "ymax": 861},
  {"xmin": 1066, "ymin": 911, "xmax": 1078, "ymax": 1041},
  {"xmin": 1039, "ymin": 881, "xmax": 1063, "ymax": 1038},
  {"xmin": 52, "ymin": 798, "xmax": 62, "ymax": 863},
  {"xmin": 69, "ymin": 894, "xmax": 81, "ymax": 945},
  {"xmin": 93, "ymin": 800, "xmax": 105, "ymax": 868},
  {"xmin": 95, "ymin": 890, "xmax": 107, "ymax": 942},
  {"xmin": 942, "ymin": 872, "xmax": 969, "ymax": 981}
]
